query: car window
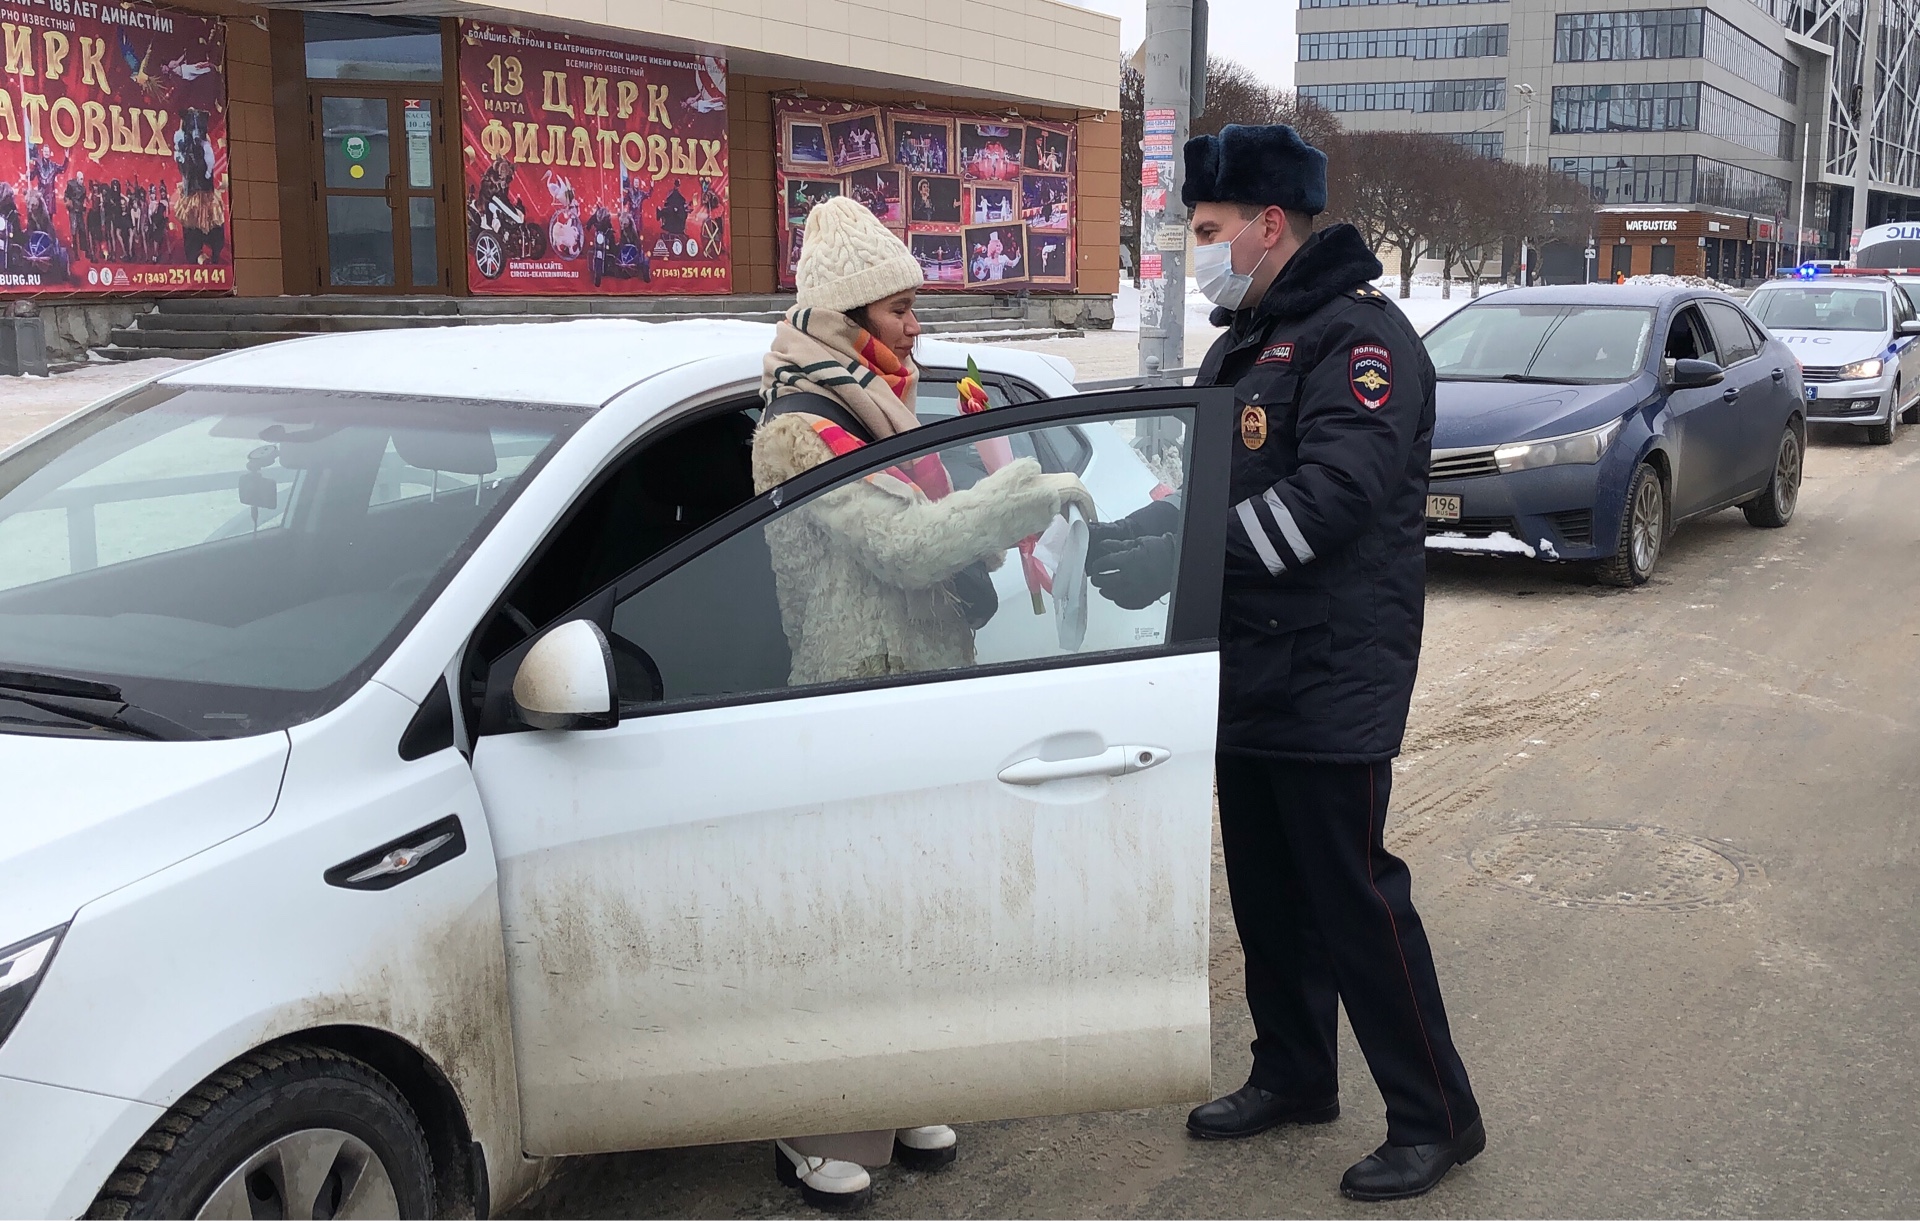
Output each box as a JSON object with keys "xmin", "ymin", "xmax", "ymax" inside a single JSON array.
[
  {"xmin": 0, "ymin": 384, "xmax": 583, "ymax": 738},
  {"xmin": 1750, "ymin": 286, "xmax": 1889, "ymax": 331},
  {"xmin": 605, "ymin": 407, "xmax": 1194, "ymax": 711},
  {"xmin": 1424, "ymin": 305, "xmax": 1654, "ymax": 383},
  {"xmin": 1701, "ymin": 301, "xmax": 1760, "ymax": 365},
  {"xmin": 1901, "ymin": 283, "xmax": 1920, "ymax": 316},
  {"xmin": 1664, "ymin": 306, "xmax": 1719, "ymax": 364},
  {"xmin": 918, "ymin": 370, "xmax": 1092, "ymax": 476},
  {"xmin": 471, "ymin": 400, "xmax": 761, "ymax": 672}
]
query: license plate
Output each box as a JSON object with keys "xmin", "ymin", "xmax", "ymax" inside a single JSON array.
[
  {"xmin": 1806, "ymin": 386, "xmax": 1819, "ymax": 401},
  {"xmin": 1426, "ymin": 494, "xmax": 1462, "ymax": 523}
]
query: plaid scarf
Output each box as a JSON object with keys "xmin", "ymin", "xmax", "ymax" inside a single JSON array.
[
  {"xmin": 762, "ymin": 305, "xmax": 920, "ymax": 440},
  {"xmin": 855, "ymin": 330, "xmax": 914, "ymax": 402}
]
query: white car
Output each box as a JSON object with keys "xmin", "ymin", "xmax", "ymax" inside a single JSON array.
[
  {"xmin": 1747, "ymin": 272, "xmax": 1920, "ymax": 444},
  {"xmin": 0, "ymin": 320, "xmax": 1232, "ymax": 1219}
]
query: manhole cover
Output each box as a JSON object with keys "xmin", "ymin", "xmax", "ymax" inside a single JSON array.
[{"xmin": 1468, "ymin": 823, "xmax": 1755, "ymax": 910}]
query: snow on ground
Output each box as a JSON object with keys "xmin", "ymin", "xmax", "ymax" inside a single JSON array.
[
  {"xmin": 0, "ymin": 358, "xmax": 191, "ymax": 451},
  {"xmin": 1112, "ymin": 276, "xmax": 1505, "ymax": 340}
]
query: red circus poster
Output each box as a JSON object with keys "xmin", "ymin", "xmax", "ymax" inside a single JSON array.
[
  {"xmin": 1, "ymin": 0, "xmax": 230, "ymax": 296},
  {"xmin": 457, "ymin": 21, "xmax": 729, "ymax": 295}
]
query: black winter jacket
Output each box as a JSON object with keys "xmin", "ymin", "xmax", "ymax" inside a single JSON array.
[{"xmin": 1198, "ymin": 224, "xmax": 1435, "ymax": 762}]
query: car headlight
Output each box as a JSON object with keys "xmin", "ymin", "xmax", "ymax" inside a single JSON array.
[
  {"xmin": 1494, "ymin": 417, "xmax": 1625, "ymax": 473},
  {"xmin": 1840, "ymin": 357, "xmax": 1884, "ymax": 379},
  {"xmin": 0, "ymin": 925, "xmax": 65, "ymax": 1049}
]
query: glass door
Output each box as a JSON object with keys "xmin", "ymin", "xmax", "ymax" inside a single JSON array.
[{"xmin": 314, "ymin": 90, "xmax": 448, "ymax": 291}]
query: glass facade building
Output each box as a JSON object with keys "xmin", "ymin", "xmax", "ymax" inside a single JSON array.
[
  {"xmin": 1299, "ymin": 78, "xmax": 1508, "ymax": 113},
  {"xmin": 1300, "ymin": 24, "xmax": 1507, "ymax": 60},
  {"xmin": 1552, "ymin": 83, "xmax": 1795, "ymax": 159}
]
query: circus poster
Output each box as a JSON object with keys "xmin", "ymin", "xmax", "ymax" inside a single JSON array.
[
  {"xmin": 775, "ymin": 97, "xmax": 1077, "ymax": 293},
  {"xmin": 0, "ymin": 0, "xmax": 230, "ymax": 296},
  {"xmin": 457, "ymin": 20, "xmax": 729, "ymax": 295}
]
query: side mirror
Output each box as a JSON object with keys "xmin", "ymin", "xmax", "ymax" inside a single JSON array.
[
  {"xmin": 512, "ymin": 619, "xmax": 617, "ymax": 731},
  {"xmin": 1665, "ymin": 357, "xmax": 1725, "ymax": 390},
  {"xmin": 1899, "ymin": 319, "xmax": 1920, "ymax": 336}
]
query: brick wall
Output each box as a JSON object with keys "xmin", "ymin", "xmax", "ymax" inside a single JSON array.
[
  {"xmin": 222, "ymin": 9, "xmax": 282, "ymax": 296},
  {"xmin": 730, "ymin": 75, "xmax": 1118, "ymax": 297}
]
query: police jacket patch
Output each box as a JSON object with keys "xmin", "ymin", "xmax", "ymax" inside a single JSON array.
[{"xmin": 1350, "ymin": 344, "xmax": 1392, "ymax": 410}]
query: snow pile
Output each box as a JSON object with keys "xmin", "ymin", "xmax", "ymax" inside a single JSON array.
[
  {"xmin": 1109, "ymin": 276, "xmax": 1507, "ymax": 339},
  {"xmin": 1627, "ymin": 273, "xmax": 1737, "ymax": 291},
  {"xmin": 1427, "ymin": 531, "xmax": 1538, "ymax": 558}
]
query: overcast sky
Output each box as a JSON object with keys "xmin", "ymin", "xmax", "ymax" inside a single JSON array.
[{"xmin": 1067, "ymin": 0, "xmax": 1296, "ymax": 92}]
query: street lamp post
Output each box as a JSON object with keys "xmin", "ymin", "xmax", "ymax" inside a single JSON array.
[{"xmin": 1517, "ymin": 83, "xmax": 1534, "ymax": 287}]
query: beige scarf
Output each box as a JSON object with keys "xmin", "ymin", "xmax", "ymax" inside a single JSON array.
[{"xmin": 761, "ymin": 305, "xmax": 920, "ymax": 440}]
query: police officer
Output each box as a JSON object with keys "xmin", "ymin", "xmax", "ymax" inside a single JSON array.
[{"xmin": 1088, "ymin": 124, "xmax": 1484, "ymax": 1201}]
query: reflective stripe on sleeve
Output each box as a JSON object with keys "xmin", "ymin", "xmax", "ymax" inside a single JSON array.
[
  {"xmin": 1263, "ymin": 487, "xmax": 1316, "ymax": 565},
  {"xmin": 1234, "ymin": 499, "xmax": 1287, "ymax": 575}
]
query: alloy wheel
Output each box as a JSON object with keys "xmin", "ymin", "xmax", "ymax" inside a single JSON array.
[
  {"xmin": 195, "ymin": 1128, "xmax": 399, "ymax": 1220},
  {"xmin": 1774, "ymin": 430, "xmax": 1803, "ymax": 520},
  {"xmin": 1631, "ymin": 473, "xmax": 1664, "ymax": 577}
]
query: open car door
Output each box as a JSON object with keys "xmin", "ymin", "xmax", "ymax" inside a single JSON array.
[{"xmin": 470, "ymin": 386, "xmax": 1233, "ymax": 1154}]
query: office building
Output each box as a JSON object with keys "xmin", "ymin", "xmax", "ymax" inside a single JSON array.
[{"xmin": 1295, "ymin": 0, "xmax": 1920, "ymax": 281}]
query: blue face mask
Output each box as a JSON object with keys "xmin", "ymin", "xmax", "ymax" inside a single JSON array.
[{"xmin": 1192, "ymin": 215, "xmax": 1274, "ymax": 311}]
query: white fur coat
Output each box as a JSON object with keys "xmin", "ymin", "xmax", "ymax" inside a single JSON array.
[{"xmin": 751, "ymin": 414, "xmax": 1065, "ymax": 686}]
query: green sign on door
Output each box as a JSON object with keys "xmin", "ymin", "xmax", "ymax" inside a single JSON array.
[{"xmin": 344, "ymin": 135, "xmax": 368, "ymax": 160}]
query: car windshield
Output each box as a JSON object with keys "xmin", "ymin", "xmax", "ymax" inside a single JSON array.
[
  {"xmin": 0, "ymin": 384, "xmax": 586, "ymax": 740},
  {"xmin": 1423, "ymin": 304, "xmax": 1655, "ymax": 384},
  {"xmin": 1749, "ymin": 285, "xmax": 1888, "ymax": 332}
]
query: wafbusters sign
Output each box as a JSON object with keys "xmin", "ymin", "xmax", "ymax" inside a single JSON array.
[
  {"xmin": 457, "ymin": 20, "xmax": 729, "ymax": 295},
  {"xmin": 0, "ymin": 0, "xmax": 229, "ymax": 296}
]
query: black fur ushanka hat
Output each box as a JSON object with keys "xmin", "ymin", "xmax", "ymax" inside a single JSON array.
[{"xmin": 1181, "ymin": 123, "xmax": 1328, "ymax": 216}]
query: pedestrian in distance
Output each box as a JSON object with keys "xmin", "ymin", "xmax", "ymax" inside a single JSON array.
[
  {"xmin": 749, "ymin": 196, "xmax": 1095, "ymax": 1209},
  {"xmin": 1084, "ymin": 123, "xmax": 1485, "ymax": 1201}
]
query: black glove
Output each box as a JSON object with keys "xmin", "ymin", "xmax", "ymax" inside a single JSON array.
[{"xmin": 1088, "ymin": 532, "xmax": 1178, "ymax": 610}]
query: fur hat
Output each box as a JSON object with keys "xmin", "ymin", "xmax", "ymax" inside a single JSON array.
[
  {"xmin": 1181, "ymin": 123, "xmax": 1328, "ymax": 216},
  {"xmin": 795, "ymin": 196, "xmax": 924, "ymax": 312}
]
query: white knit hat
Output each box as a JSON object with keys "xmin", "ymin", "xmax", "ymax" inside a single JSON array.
[{"xmin": 794, "ymin": 196, "xmax": 924, "ymax": 312}]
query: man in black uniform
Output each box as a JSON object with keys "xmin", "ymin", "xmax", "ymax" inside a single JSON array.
[{"xmin": 1088, "ymin": 124, "xmax": 1483, "ymax": 1201}]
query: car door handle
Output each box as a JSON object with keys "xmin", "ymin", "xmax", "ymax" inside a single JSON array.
[
  {"xmin": 1772, "ymin": 368, "xmax": 1786, "ymax": 381},
  {"xmin": 997, "ymin": 745, "xmax": 1171, "ymax": 785},
  {"xmin": 1722, "ymin": 387, "xmax": 1740, "ymax": 401}
]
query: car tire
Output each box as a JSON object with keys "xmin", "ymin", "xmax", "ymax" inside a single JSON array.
[
  {"xmin": 1743, "ymin": 424, "xmax": 1803, "ymax": 528},
  {"xmin": 1867, "ymin": 386, "xmax": 1897, "ymax": 445},
  {"xmin": 1596, "ymin": 462, "xmax": 1665, "ymax": 588},
  {"xmin": 85, "ymin": 1044, "xmax": 434, "ymax": 1220}
]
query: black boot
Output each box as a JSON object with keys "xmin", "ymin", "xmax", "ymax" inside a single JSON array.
[
  {"xmin": 1339, "ymin": 1117, "xmax": 1486, "ymax": 1201},
  {"xmin": 1185, "ymin": 1082, "xmax": 1339, "ymax": 1140}
]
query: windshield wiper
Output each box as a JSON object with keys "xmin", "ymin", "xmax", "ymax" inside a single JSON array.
[
  {"xmin": 0, "ymin": 669, "xmax": 203, "ymax": 741},
  {"xmin": 1500, "ymin": 373, "xmax": 1577, "ymax": 384}
]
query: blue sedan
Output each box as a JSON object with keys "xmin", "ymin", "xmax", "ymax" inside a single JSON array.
[{"xmin": 1422, "ymin": 285, "xmax": 1806, "ymax": 586}]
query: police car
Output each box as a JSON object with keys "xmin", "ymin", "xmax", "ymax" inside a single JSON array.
[{"xmin": 1746, "ymin": 265, "xmax": 1920, "ymax": 444}]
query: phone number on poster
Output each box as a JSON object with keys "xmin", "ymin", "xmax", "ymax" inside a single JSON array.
[{"xmin": 127, "ymin": 268, "xmax": 231, "ymax": 288}]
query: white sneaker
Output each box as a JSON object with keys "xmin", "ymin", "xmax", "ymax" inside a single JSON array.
[
  {"xmin": 774, "ymin": 1140, "xmax": 873, "ymax": 1210},
  {"xmin": 893, "ymin": 1125, "xmax": 958, "ymax": 1170}
]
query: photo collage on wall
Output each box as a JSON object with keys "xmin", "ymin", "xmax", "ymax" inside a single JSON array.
[{"xmin": 775, "ymin": 99, "xmax": 1076, "ymax": 292}]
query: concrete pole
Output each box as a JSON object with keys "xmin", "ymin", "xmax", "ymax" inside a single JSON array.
[
  {"xmin": 1848, "ymin": 0, "xmax": 1879, "ymax": 257},
  {"xmin": 1794, "ymin": 121, "xmax": 1811, "ymax": 265},
  {"xmin": 1517, "ymin": 84, "xmax": 1534, "ymax": 286},
  {"xmin": 1139, "ymin": 0, "xmax": 1195, "ymax": 383}
]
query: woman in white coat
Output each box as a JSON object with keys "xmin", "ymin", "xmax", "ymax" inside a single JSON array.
[{"xmin": 750, "ymin": 196, "xmax": 1093, "ymax": 1208}]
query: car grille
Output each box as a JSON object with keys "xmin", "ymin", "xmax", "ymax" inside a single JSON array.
[
  {"xmin": 1428, "ymin": 515, "xmax": 1517, "ymax": 539},
  {"xmin": 1430, "ymin": 447, "xmax": 1500, "ymax": 480},
  {"xmin": 1545, "ymin": 508, "xmax": 1594, "ymax": 545},
  {"xmin": 1800, "ymin": 365, "xmax": 1850, "ymax": 383}
]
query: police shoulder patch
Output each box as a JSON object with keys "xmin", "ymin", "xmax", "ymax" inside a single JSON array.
[
  {"xmin": 1257, "ymin": 342, "xmax": 1294, "ymax": 365},
  {"xmin": 1349, "ymin": 343, "xmax": 1392, "ymax": 410}
]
